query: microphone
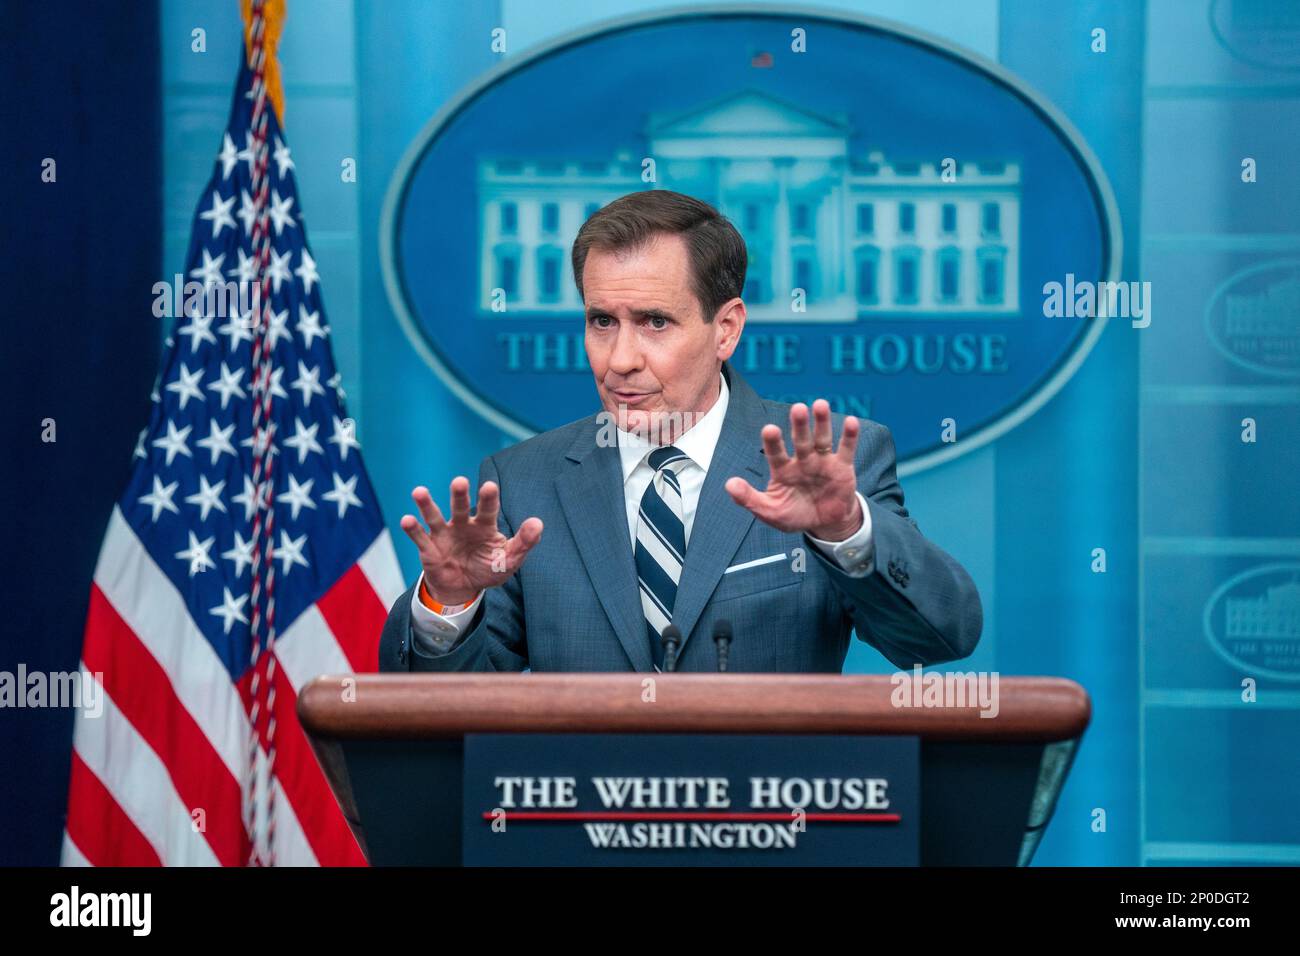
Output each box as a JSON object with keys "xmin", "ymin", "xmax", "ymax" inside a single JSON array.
[
  {"xmin": 713, "ymin": 619, "xmax": 733, "ymax": 673},
  {"xmin": 660, "ymin": 624, "xmax": 683, "ymax": 672}
]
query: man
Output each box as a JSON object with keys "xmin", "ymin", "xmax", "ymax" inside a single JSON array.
[{"xmin": 379, "ymin": 190, "xmax": 981, "ymax": 673}]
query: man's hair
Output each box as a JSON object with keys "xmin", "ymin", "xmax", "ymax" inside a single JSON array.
[{"xmin": 570, "ymin": 189, "xmax": 747, "ymax": 322}]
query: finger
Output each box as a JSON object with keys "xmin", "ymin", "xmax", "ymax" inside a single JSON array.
[
  {"xmin": 811, "ymin": 399, "xmax": 833, "ymax": 453},
  {"xmin": 725, "ymin": 476, "xmax": 775, "ymax": 521},
  {"xmin": 411, "ymin": 486, "xmax": 446, "ymax": 533},
  {"xmin": 448, "ymin": 476, "xmax": 472, "ymax": 523},
  {"xmin": 399, "ymin": 513, "xmax": 432, "ymax": 550},
  {"xmin": 502, "ymin": 517, "xmax": 544, "ymax": 571},
  {"xmin": 761, "ymin": 424, "xmax": 791, "ymax": 469},
  {"xmin": 475, "ymin": 480, "xmax": 500, "ymax": 527},
  {"xmin": 837, "ymin": 414, "xmax": 861, "ymax": 464},
  {"xmin": 789, "ymin": 403, "xmax": 814, "ymax": 458}
]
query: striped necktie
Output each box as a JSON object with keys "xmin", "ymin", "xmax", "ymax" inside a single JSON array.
[{"xmin": 635, "ymin": 444, "xmax": 692, "ymax": 670}]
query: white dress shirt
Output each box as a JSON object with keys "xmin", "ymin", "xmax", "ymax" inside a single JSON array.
[{"xmin": 409, "ymin": 373, "xmax": 875, "ymax": 656}]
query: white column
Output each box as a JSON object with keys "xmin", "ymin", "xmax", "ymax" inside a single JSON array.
[{"xmin": 773, "ymin": 157, "xmax": 793, "ymax": 307}]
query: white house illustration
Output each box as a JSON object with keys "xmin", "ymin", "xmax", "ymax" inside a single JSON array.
[
  {"xmin": 1227, "ymin": 578, "xmax": 1300, "ymax": 642},
  {"xmin": 1225, "ymin": 275, "xmax": 1300, "ymax": 339},
  {"xmin": 477, "ymin": 89, "xmax": 1020, "ymax": 320}
]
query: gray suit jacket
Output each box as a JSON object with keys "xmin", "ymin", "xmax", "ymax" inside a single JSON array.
[{"xmin": 378, "ymin": 363, "xmax": 982, "ymax": 673}]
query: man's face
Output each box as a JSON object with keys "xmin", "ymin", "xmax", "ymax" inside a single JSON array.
[{"xmin": 582, "ymin": 232, "xmax": 743, "ymax": 440}]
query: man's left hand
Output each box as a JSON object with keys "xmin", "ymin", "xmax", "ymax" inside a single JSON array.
[{"xmin": 725, "ymin": 398, "xmax": 863, "ymax": 542}]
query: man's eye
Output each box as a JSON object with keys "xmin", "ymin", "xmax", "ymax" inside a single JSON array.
[
  {"xmin": 591, "ymin": 316, "xmax": 612, "ymax": 328},
  {"xmin": 648, "ymin": 316, "xmax": 667, "ymax": 330}
]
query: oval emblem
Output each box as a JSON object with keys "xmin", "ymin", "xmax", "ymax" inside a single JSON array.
[
  {"xmin": 1203, "ymin": 563, "xmax": 1300, "ymax": 681},
  {"xmin": 1203, "ymin": 259, "xmax": 1300, "ymax": 378},
  {"xmin": 382, "ymin": 7, "xmax": 1120, "ymax": 473},
  {"xmin": 1210, "ymin": 0, "xmax": 1300, "ymax": 72}
]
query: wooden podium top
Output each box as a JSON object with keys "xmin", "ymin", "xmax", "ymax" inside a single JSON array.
[{"xmin": 298, "ymin": 674, "xmax": 1090, "ymax": 743}]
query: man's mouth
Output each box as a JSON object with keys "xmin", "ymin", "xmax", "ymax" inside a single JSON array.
[{"xmin": 610, "ymin": 388, "xmax": 654, "ymax": 404}]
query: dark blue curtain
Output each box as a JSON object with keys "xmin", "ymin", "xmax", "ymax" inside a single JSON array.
[{"xmin": 0, "ymin": 0, "xmax": 162, "ymax": 865}]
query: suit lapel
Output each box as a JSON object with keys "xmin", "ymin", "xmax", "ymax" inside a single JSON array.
[
  {"xmin": 555, "ymin": 425, "xmax": 655, "ymax": 672},
  {"xmin": 669, "ymin": 364, "xmax": 768, "ymax": 661}
]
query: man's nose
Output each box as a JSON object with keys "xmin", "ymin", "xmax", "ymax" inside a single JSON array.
[{"xmin": 607, "ymin": 325, "xmax": 641, "ymax": 375}]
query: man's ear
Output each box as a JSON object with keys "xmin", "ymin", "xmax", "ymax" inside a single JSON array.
[{"xmin": 714, "ymin": 297, "xmax": 746, "ymax": 362}]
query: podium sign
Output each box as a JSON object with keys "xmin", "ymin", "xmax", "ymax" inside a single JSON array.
[{"xmin": 462, "ymin": 733, "xmax": 919, "ymax": 866}]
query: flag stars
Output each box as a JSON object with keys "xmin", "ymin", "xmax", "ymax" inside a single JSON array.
[
  {"xmin": 266, "ymin": 248, "xmax": 292, "ymax": 293},
  {"xmin": 323, "ymin": 473, "xmax": 362, "ymax": 519},
  {"xmin": 189, "ymin": 249, "xmax": 226, "ymax": 290},
  {"xmin": 237, "ymin": 189, "xmax": 257, "ymax": 235},
  {"xmin": 266, "ymin": 365, "xmax": 289, "ymax": 401},
  {"xmin": 152, "ymin": 420, "xmax": 193, "ymax": 466},
  {"xmin": 138, "ymin": 475, "xmax": 180, "ymax": 522},
  {"xmin": 275, "ymin": 530, "xmax": 310, "ymax": 576},
  {"xmin": 217, "ymin": 132, "xmax": 239, "ymax": 179},
  {"xmin": 265, "ymin": 307, "xmax": 292, "ymax": 350},
  {"xmin": 328, "ymin": 415, "xmax": 360, "ymax": 461},
  {"xmin": 196, "ymin": 419, "xmax": 238, "ymax": 466},
  {"xmin": 198, "ymin": 190, "xmax": 237, "ymax": 238},
  {"xmin": 236, "ymin": 130, "xmax": 259, "ymax": 177},
  {"xmin": 272, "ymin": 136, "xmax": 294, "ymax": 178},
  {"xmin": 133, "ymin": 427, "xmax": 148, "ymax": 460},
  {"xmin": 296, "ymin": 304, "xmax": 329, "ymax": 348},
  {"xmin": 290, "ymin": 361, "xmax": 325, "ymax": 406},
  {"xmin": 327, "ymin": 372, "xmax": 346, "ymax": 402},
  {"xmin": 233, "ymin": 474, "xmax": 271, "ymax": 522},
  {"xmin": 165, "ymin": 363, "xmax": 206, "ymax": 410},
  {"xmin": 240, "ymin": 423, "xmax": 279, "ymax": 460},
  {"xmin": 227, "ymin": 248, "xmax": 259, "ymax": 284},
  {"xmin": 249, "ymin": 365, "xmax": 289, "ymax": 402},
  {"xmin": 218, "ymin": 312, "xmax": 255, "ymax": 352},
  {"xmin": 222, "ymin": 531, "xmax": 255, "ymax": 578},
  {"xmin": 284, "ymin": 417, "xmax": 324, "ymax": 464},
  {"xmin": 278, "ymin": 474, "xmax": 317, "ymax": 520},
  {"xmin": 177, "ymin": 311, "xmax": 217, "ymax": 353},
  {"xmin": 207, "ymin": 363, "xmax": 247, "ymax": 410},
  {"xmin": 175, "ymin": 531, "xmax": 217, "ymax": 577},
  {"xmin": 209, "ymin": 587, "xmax": 249, "ymax": 635},
  {"xmin": 184, "ymin": 475, "xmax": 228, "ymax": 521},
  {"xmin": 294, "ymin": 249, "xmax": 320, "ymax": 295},
  {"xmin": 268, "ymin": 189, "xmax": 296, "ymax": 235}
]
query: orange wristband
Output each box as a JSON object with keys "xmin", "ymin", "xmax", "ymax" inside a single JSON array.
[{"xmin": 418, "ymin": 578, "xmax": 480, "ymax": 614}]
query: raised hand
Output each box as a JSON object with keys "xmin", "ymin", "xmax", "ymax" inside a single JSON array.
[
  {"xmin": 399, "ymin": 477, "xmax": 543, "ymax": 605},
  {"xmin": 724, "ymin": 399, "xmax": 863, "ymax": 541}
]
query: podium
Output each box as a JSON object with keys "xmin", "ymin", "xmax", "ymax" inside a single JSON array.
[{"xmin": 298, "ymin": 674, "xmax": 1090, "ymax": 866}]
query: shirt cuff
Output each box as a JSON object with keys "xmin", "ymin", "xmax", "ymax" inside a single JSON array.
[
  {"xmin": 409, "ymin": 573, "xmax": 485, "ymax": 657},
  {"xmin": 805, "ymin": 491, "xmax": 874, "ymax": 577}
]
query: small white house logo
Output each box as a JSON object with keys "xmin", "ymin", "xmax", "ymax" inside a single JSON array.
[
  {"xmin": 1210, "ymin": 0, "xmax": 1300, "ymax": 71},
  {"xmin": 1203, "ymin": 260, "xmax": 1300, "ymax": 378},
  {"xmin": 1203, "ymin": 563, "xmax": 1300, "ymax": 681},
  {"xmin": 49, "ymin": 886, "xmax": 151, "ymax": 936}
]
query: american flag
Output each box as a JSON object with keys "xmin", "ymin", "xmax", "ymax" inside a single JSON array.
[{"xmin": 61, "ymin": 8, "xmax": 401, "ymax": 866}]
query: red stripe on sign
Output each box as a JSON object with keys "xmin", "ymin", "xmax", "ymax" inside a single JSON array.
[
  {"xmin": 83, "ymin": 585, "xmax": 250, "ymax": 867},
  {"xmin": 483, "ymin": 811, "xmax": 903, "ymax": 823},
  {"xmin": 65, "ymin": 751, "xmax": 163, "ymax": 866},
  {"xmin": 315, "ymin": 564, "xmax": 387, "ymax": 672},
  {"xmin": 265, "ymin": 654, "xmax": 368, "ymax": 866}
]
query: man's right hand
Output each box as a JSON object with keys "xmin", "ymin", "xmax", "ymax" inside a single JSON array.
[{"xmin": 399, "ymin": 477, "xmax": 544, "ymax": 606}]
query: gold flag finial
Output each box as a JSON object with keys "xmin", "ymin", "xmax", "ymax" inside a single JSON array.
[{"xmin": 240, "ymin": 0, "xmax": 287, "ymax": 126}]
